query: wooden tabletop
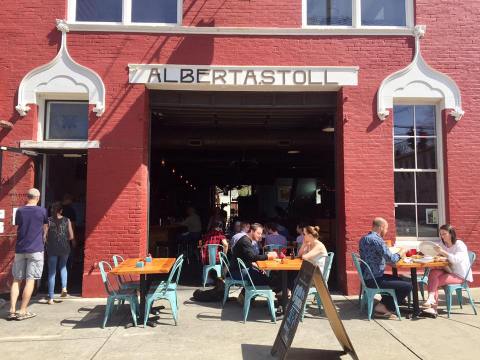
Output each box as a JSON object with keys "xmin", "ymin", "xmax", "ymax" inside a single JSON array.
[
  {"xmin": 110, "ymin": 258, "xmax": 176, "ymax": 275},
  {"xmin": 390, "ymin": 258, "xmax": 449, "ymax": 269},
  {"xmin": 256, "ymin": 258, "xmax": 303, "ymax": 271}
]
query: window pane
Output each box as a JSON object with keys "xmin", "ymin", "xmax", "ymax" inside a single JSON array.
[
  {"xmin": 132, "ymin": 0, "xmax": 178, "ymax": 23},
  {"xmin": 394, "ymin": 138, "xmax": 415, "ymax": 169},
  {"xmin": 418, "ymin": 205, "xmax": 439, "ymax": 237},
  {"xmin": 416, "ymin": 173, "xmax": 437, "ymax": 203},
  {"xmin": 393, "ymin": 105, "xmax": 414, "ymax": 136},
  {"xmin": 361, "ymin": 0, "xmax": 406, "ymax": 26},
  {"xmin": 394, "ymin": 172, "xmax": 414, "ymax": 203},
  {"xmin": 307, "ymin": 0, "xmax": 352, "ymax": 26},
  {"xmin": 415, "ymin": 105, "xmax": 436, "ymax": 136},
  {"xmin": 47, "ymin": 103, "xmax": 89, "ymax": 140},
  {"xmin": 76, "ymin": 0, "xmax": 122, "ymax": 22},
  {"xmin": 417, "ymin": 138, "xmax": 436, "ymax": 169},
  {"xmin": 395, "ymin": 205, "xmax": 416, "ymax": 237}
]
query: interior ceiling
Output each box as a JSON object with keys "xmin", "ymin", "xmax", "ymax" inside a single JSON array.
[{"xmin": 149, "ymin": 90, "xmax": 337, "ymax": 185}]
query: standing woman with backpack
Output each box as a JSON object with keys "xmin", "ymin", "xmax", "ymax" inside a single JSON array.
[{"xmin": 46, "ymin": 202, "xmax": 75, "ymax": 304}]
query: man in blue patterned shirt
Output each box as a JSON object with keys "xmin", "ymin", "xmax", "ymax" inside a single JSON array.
[{"xmin": 359, "ymin": 217, "xmax": 411, "ymax": 318}]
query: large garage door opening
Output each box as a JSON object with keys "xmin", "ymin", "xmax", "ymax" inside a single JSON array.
[{"xmin": 148, "ymin": 90, "xmax": 339, "ymax": 288}]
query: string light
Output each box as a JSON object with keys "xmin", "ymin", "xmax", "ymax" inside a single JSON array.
[
  {"xmin": 161, "ymin": 159, "xmax": 165, "ymax": 166},
  {"xmin": 172, "ymin": 168, "xmax": 175, "ymax": 174}
]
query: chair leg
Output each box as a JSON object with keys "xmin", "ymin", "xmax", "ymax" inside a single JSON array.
[
  {"xmin": 243, "ymin": 293, "xmax": 252, "ymax": 323},
  {"xmin": 419, "ymin": 283, "xmax": 425, "ymax": 301},
  {"xmin": 446, "ymin": 289, "xmax": 452, "ymax": 318},
  {"xmin": 168, "ymin": 295, "xmax": 178, "ymax": 325},
  {"xmin": 391, "ymin": 296, "xmax": 402, "ymax": 321},
  {"xmin": 360, "ymin": 291, "xmax": 366, "ymax": 311},
  {"xmin": 202, "ymin": 266, "xmax": 208, "ymax": 288},
  {"xmin": 456, "ymin": 288, "xmax": 463, "ymax": 308},
  {"xmin": 367, "ymin": 295, "xmax": 374, "ymax": 321},
  {"xmin": 102, "ymin": 297, "xmax": 112, "ymax": 328},
  {"xmin": 222, "ymin": 283, "xmax": 230, "ymax": 306},
  {"xmin": 144, "ymin": 298, "xmax": 153, "ymax": 327},
  {"xmin": 465, "ymin": 287, "xmax": 478, "ymax": 315},
  {"xmin": 129, "ymin": 298, "xmax": 137, "ymax": 327},
  {"xmin": 314, "ymin": 293, "xmax": 323, "ymax": 314},
  {"xmin": 268, "ymin": 294, "xmax": 276, "ymax": 323}
]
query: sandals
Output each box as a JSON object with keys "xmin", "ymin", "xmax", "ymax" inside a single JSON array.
[
  {"xmin": 7, "ymin": 312, "xmax": 18, "ymax": 321},
  {"xmin": 374, "ymin": 311, "xmax": 398, "ymax": 320},
  {"xmin": 15, "ymin": 312, "xmax": 37, "ymax": 321},
  {"xmin": 61, "ymin": 290, "xmax": 68, "ymax": 298}
]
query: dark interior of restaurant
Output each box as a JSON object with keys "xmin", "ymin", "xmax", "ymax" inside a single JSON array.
[{"xmin": 148, "ymin": 90, "xmax": 339, "ymax": 288}]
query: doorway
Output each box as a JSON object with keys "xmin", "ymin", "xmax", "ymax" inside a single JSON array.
[
  {"xmin": 148, "ymin": 90, "xmax": 339, "ymax": 288},
  {"xmin": 38, "ymin": 153, "xmax": 87, "ymax": 294}
]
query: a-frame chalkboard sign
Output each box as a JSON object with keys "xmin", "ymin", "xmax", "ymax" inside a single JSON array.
[{"xmin": 271, "ymin": 260, "xmax": 358, "ymax": 360}]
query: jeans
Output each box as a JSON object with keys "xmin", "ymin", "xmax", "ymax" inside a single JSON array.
[
  {"xmin": 365, "ymin": 274, "xmax": 412, "ymax": 312},
  {"xmin": 48, "ymin": 255, "xmax": 69, "ymax": 299}
]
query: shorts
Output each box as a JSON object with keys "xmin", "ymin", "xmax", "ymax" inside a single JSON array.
[{"xmin": 12, "ymin": 252, "xmax": 44, "ymax": 280}]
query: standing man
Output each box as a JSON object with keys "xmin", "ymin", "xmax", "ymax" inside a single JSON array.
[
  {"xmin": 8, "ymin": 188, "xmax": 48, "ymax": 321},
  {"xmin": 359, "ymin": 217, "xmax": 411, "ymax": 319}
]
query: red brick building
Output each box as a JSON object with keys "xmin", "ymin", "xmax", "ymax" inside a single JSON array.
[{"xmin": 0, "ymin": 1, "xmax": 479, "ymax": 296}]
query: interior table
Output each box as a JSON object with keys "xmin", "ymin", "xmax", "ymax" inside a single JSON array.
[
  {"xmin": 256, "ymin": 258, "xmax": 303, "ymax": 315},
  {"xmin": 110, "ymin": 257, "xmax": 176, "ymax": 327},
  {"xmin": 389, "ymin": 258, "xmax": 449, "ymax": 318}
]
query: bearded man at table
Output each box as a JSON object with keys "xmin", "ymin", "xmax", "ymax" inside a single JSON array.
[
  {"xmin": 231, "ymin": 223, "xmax": 278, "ymax": 289},
  {"xmin": 359, "ymin": 217, "xmax": 411, "ymax": 318}
]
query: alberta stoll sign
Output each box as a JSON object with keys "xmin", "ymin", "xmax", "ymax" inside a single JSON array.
[{"xmin": 128, "ymin": 64, "xmax": 358, "ymax": 89}]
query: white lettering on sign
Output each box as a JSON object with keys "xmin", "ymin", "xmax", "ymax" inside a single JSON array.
[{"xmin": 128, "ymin": 65, "xmax": 359, "ymax": 88}]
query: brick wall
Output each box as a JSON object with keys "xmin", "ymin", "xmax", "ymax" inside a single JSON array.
[{"xmin": 0, "ymin": 1, "xmax": 479, "ymax": 295}]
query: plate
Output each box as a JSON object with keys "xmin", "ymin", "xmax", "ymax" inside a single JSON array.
[
  {"xmin": 419, "ymin": 241, "xmax": 439, "ymax": 256},
  {"xmin": 389, "ymin": 247, "xmax": 401, "ymax": 254}
]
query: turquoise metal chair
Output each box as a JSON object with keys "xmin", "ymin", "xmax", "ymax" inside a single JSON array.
[
  {"xmin": 149, "ymin": 255, "xmax": 184, "ymax": 310},
  {"xmin": 444, "ymin": 251, "xmax": 477, "ymax": 318},
  {"xmin": 98, "ymin": 261, "xmax": 139, "ymax": 328},
  {"xmin": 351, "ymin": 253, "xmax": 402, "ymax": 321},
  {"xmin": 112, "ymin": 255, "xmax": 139, "ymax": 290},
  {"xmin": 237, "ymin": 258, "xmax": 276, "ymax": 323},
  {"xmin": 202, "ymin": 244, "xmax": 223, "ymax": 287},
  {"xmin": 144, "ymin": 258, "xmax": 184, "ymax": 326},
  {"xmin": 301, "ymin": 252, "xmax": 334, "ymax": 319},
  {"xmin": 219, "ymin": 252, "xmax": 244, "ymax": 306}
]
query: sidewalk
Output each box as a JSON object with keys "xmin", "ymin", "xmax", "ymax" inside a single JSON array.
[{"xmin": 0, "ymin": 287, "xmax": 479, "ymax": 360}]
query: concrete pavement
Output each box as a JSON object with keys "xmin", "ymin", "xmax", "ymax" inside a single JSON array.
[{"xmin": 0, "ymin": 287, "xmax": 479, "ymax": 360}]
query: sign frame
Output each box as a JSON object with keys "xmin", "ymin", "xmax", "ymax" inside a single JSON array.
[{"xmin": 271, "ymin": 260, "xmax": 358, "ymax": 360}]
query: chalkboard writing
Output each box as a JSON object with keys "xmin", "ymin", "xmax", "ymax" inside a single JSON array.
[{"xmin": 271, "ymin": 260, "xmax": 358, "ymax": 360}]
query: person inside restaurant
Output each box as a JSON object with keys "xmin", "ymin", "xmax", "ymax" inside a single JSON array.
[
  {"xmin": 359, "ymin": 217, "xmax": 410, "ymax": 319},
  {"xmin": 264, "ymin": 223, "xmax": 287, "ymax": 247},
  {"xmin": 423, "ymin": 224, "xmax": 474, "ymax": 316}
]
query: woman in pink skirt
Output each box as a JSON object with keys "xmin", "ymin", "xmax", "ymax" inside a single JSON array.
[{"xmin": 423, "ymin": 224, "xmax": 473, "ymax": 316}]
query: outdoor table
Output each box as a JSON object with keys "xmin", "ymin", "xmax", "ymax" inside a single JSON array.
[
  {"xmin": 389, "ymin": 258, "xmax": 449, "ymax": 318},
  {"xmin": 110, "ymin": 257, "xmax": 176, "ymax": 327},
  {"xmin": 256, "ymin": 258, "xmax": 303, "ymax": 315}
]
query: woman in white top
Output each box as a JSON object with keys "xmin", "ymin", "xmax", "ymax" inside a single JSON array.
[
  {"xmin": 298, "ymin": 225, "xmax": 328, "ymax": 273},
  {"xmin": 423, "ymin": 224, "xmax": 473, "ymax": 315}
]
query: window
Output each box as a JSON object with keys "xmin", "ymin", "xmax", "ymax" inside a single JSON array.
[
  {"xmin": 304, "ymin": 0, "xmax": 411, "ymax": 27},
  {"xmin": 72, "ymin": 0, "xmax": 180, "ymax": 24},
  {"xmin": 361, "ymin": 0, "xmax": 406, "ymax": 26},
  {"xmin": 393, "ymin": 105, "xmax": 441, "ymax": 239},
  {"xmin": 46, "ymin": 101, "xmax": 89, "ymax": 140},
  {"xmin": 306, "ymin": 0, "xmax": 352, "ymax": 26}
]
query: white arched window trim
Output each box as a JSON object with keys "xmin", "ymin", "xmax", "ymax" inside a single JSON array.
[
  {"xmin": 16, "ymin": 19, "xmax": 105, "ymax": 117},
  {"xmin": 377, "ymin": 25, "xmax": 464, "ymax": 122}
]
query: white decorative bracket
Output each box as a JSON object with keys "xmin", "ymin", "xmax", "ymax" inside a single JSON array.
[
  {"xmin": 16, "ymin": 19, "xmax": 106, "ymax": 117},
  {"xmin": 377, "ymin": 25, "xmax": 464, "ymax": 121}
]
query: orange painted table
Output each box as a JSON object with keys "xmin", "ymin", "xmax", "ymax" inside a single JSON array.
[
  {"xmin": 257, "ymin": 258, "xmax": 303, "ymax": 314},
  {"xmin": 389, "ymin": 258, "xmax": 449, "ymax": 318},
  {"xmin": 110, "ymin": 258, "xmax": 176, "ymax": 326}
]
